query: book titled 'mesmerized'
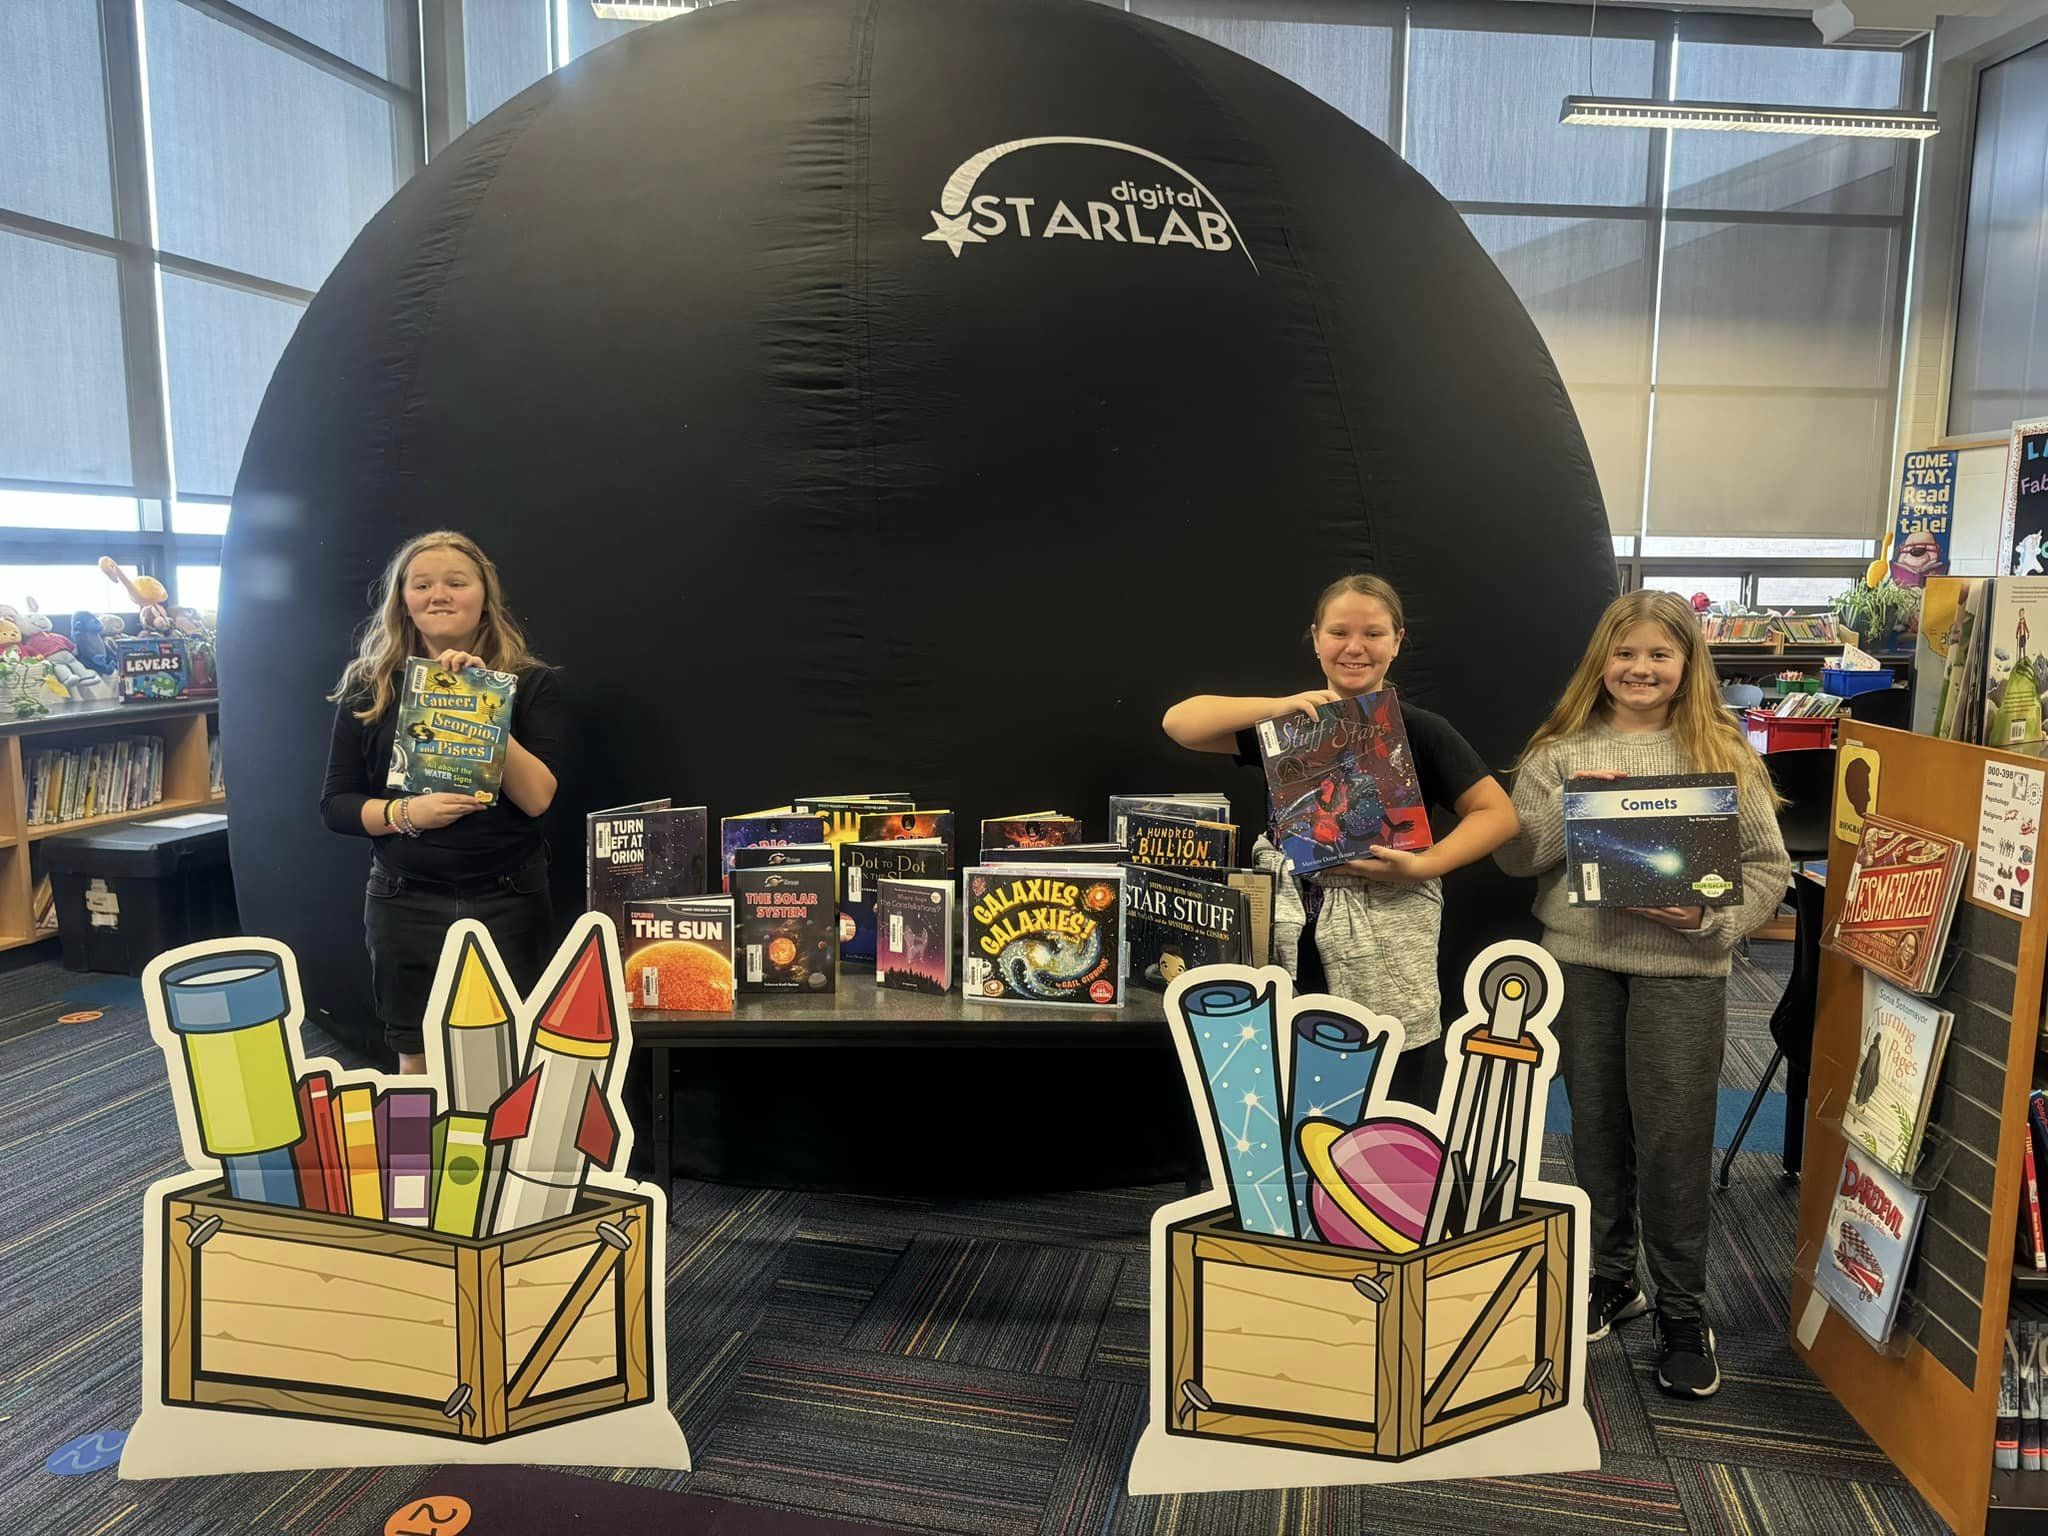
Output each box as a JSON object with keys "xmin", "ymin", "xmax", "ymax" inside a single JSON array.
[
  {"xmin": 386, "ymin": 658, "xmax": 516, "ymax": 803},
  {"xmin": 1256, "ymin": 688, "xmax": 1430, "ymax": 875},
  {"xmin": 1823, "ymin": 815, "xmax": 1971, "ymax": 994},
  {"xmin": 962, "ymin": 866, "xmax": 1124, "ymax": 1007},
  {"xmin": 1562, "ymin": 772, "xmax": 1742, "ymax": 908}
]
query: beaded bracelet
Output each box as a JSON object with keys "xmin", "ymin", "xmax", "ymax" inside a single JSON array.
[{"xmin": 396, "ymin": 797, "xmax": 421, "ymax": 837}]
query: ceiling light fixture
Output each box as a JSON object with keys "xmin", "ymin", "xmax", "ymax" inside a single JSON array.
[
  {"xmin": 1560, "ymin": 95, "xmax": 1938, "ymax": 138},
  {"xmin": 591, "ymin": 0, "xmax": 700, "ymax": 19}
]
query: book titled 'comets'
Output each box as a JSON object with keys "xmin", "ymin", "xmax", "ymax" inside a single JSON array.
[{"xmin": 1562, "ymin": 772, "xmax": 1742, "ymax": 909}]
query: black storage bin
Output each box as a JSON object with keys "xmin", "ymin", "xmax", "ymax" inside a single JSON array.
[{"xmin": 43, "ymin": 819, "xmax": 239, "ymax": 974}]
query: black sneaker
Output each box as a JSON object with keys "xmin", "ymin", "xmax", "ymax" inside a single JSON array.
[
  {"xmin": 1589, "ymin": 1276, "xmax": 1648, "ymax": 1341},
  {"xmin": 1654, "ymin": 1311, "xmax": 1721, "ymax": 1398}
]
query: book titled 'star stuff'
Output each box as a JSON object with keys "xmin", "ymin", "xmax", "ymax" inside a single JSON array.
[
  {"xmin": 386, "ymin": 658, "xmax": 516, "ymax": 803},
  {"xmin": 1562, "ymin": 772, "xmax": 1742, "ymax": 908},
  {"xmin": 1124, "ymin": 865, "xmax": 1249, "ymax": 990}
]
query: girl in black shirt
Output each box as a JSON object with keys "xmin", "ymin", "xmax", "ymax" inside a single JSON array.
[{"xmin": 320, "ymin": 531, "xmax": 565, "ymax": 1072}]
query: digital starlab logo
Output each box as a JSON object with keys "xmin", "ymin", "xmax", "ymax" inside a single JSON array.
[{"xmin": 923, "ymin": 136, "xmax": 1257, "ymax": 272}]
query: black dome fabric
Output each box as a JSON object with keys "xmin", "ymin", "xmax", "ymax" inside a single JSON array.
[{"xmin": 222, "ymin": 0, "xmax": 1615, "ymax": 1052}]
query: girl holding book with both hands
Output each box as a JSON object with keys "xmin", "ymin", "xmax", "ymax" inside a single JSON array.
[
  {"xmin": 320, "ymin": 531, "xmax": 565, "ymax": 1074},
  {"xmin": 1495, "ymin": 589, "xmax": 1789, "ymax": 1400},
  {"xmin": 1161, "ymin": 574, "xmax": 1519, "ymax": 1108}
]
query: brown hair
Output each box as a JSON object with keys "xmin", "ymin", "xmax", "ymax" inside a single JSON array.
[
  {"xmin": 1518, "ymin": 590, "xmax": 1781, "ymax": 805},
  {"xmin": 328, "ymin": 530, "xmax": 539, "ymax": 722},
  {"xmin": 1307, "ymin": 574, "xmax": 1407, "ymax": 643}
]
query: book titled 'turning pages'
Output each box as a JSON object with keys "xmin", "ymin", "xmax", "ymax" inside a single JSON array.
[
  {"xmin": 1822, "ymin": 815, "xmax": 1971, "ymax": 994},
  {"xmin": 1255, "ymin": 687, "xmax": 1431, "ymax": 875},
  {"xmin": 1561, "ymin": 772, "xmax": 1743, "ymax": 908}
]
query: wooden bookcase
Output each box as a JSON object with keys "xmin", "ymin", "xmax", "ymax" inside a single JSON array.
[
  {"xmin": 1791, "ymin": 722, "xmax": 2048, "ymax": 1536},
  {"xmin": 0, "ymin": 698, "xmax": 224, "ymax": 952}
]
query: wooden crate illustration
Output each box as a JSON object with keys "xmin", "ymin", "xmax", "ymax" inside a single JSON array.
[
  {"xmin": 160, "ymin": 1180, "xmax": 653, "ymax": 1441},
  {"xmin": 1165, "ymin": 1200, "xmax": 1572, "ymax": 1460}
]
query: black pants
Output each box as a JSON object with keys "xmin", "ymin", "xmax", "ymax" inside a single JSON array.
[{"xmin": 364, "ymin": 853, "xmax": 553, "ymax": 1056}]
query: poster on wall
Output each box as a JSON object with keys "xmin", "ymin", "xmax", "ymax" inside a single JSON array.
[
  {"xmin": 1888, "ymin": 449, "xmax": 1957, "ymax": 586},
  {"xmin": 1999, "ymin": 420, "xmax": 2048, "ymax": 576},
  {"xmin": 1974, "ymin": 759, "xmax": 2046, "ymax": 918}
]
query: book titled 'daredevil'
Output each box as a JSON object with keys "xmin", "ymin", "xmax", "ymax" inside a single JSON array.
[
  {"xmin": 386, "ymin": 658, "xmax": 516, "ymax": 803},
  {"xmin": 1562, "ymin": 773, "xmax": 1742, "ymax": 908},
  {"xmin": 1255, "ymin": 688, "xmax": 1431, "ymax": 875},
  {"xmin": 1814, "ymin": 1147, "xmax": 1927, "ymax": 1346},
  {"xmin": 1822, "ymin": 815, "xmax": 1971, "ymax": 994}
]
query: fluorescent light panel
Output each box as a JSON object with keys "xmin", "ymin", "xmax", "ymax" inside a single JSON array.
[
  {"xmin": 1560, "ymin": 95, "xmax": 1938, "ymax": 139},
  {"xmin": 591, "ymin": 0, "xmax": 698, "ymax": 18}
]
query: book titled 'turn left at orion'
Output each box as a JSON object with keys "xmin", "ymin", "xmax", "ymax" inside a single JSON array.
[
  {"xmin": 1562, "ymin": 772, "xmax": 1742, "ymax": 908},
  {"xmin": 386, "ymin": 658, "xmax": 517, "ymax": 804}
]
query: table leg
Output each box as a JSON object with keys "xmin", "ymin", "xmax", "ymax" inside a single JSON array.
[{"xmin": 651, "ymin": 1045, "xmax": 672, "ymax": 1195}]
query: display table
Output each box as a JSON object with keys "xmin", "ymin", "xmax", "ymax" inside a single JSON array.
[{"xmin": 633, "ymin": 988, "xmax": 1190, "ymax": 1194}]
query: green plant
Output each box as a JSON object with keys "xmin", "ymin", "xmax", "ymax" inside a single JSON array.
[{"xmin": 1831, "ymin": 578, "xmax": 1921, "ymax": 647}]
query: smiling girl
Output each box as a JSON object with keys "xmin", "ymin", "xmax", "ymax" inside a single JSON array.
[
  {"xmin": 1496, "ymin": 589, "xmax": 1789, "ymax": 1399},
  {"xmin": 1161, "ymin": 575, "xmax": 1517, "ymax": 1104},
  {"xmin": 321, "ymin": 532, "xmax": 564, "ymax": 1074}
]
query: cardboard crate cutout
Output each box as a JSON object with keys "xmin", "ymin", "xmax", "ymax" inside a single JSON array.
[
  {"xmin": 121, "ymin": 913, "xmax": 690, "ymax": 1478},
  {"xmin": 1129, "ymin": 941, "xmax": 1595, "ymax": 1494}
]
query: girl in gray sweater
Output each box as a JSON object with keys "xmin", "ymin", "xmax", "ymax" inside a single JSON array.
[{"xmin": 1497, "ymin": 589, "xmax": 1790, "ymax": 1402}]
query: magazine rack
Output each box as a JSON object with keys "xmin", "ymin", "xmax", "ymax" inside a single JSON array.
[{"xmin": 1792, "ymin": 723, "xmax": 2048, "ymax": 1535}]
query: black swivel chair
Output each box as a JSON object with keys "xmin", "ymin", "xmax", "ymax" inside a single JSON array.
[{"xmin": 1718, "ymin": 743, "xmax": 1837, "ymax": 1189}]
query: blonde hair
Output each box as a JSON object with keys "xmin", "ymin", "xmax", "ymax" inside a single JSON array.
[
  {"xmin": 1519, "ymin": 590, "xmax": 1782, "ymax": 806},
  {"xmin": 329, "ymin": 531, "xmax": 539, "ymax": 722},
  {"xmin": 1307, "ymin": 574, "xmax": 1407, "ymax": 642}
]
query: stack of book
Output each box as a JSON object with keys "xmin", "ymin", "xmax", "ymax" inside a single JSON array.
[
  {"xmin": 26, "ymin": 735, "xmax": 166, "ymax": 825},
  {"xmin": 283, "ymin": 1073, "xmax": 497, "ymax": 1237}
]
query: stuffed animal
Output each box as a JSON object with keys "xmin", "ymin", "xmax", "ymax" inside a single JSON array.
[
  {"xmin": 99, "ymin": 556, "xmax": 171, "ymax": 634},
  {"xmin": 69, "ymin": 611, "xmax": 115, "ymax": 674},
  {"xmin": 0, "ymin": 618, "xmax": 51, "ymax": 717},
  {"xmin": 18, "ymin": 600, "xmax": 104, "ymax": 696}
]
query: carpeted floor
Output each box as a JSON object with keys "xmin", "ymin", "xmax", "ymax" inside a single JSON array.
[{"xmin": 0, "ymin": 943, "xmax": 1945, "ymax": 1535}]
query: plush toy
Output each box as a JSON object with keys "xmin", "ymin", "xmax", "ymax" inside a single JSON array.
[
  {"xmin": 18, "ymin": 600, "xmax": 105, "ymax": 697},
  {"xmin": 0, "ymin": 618, "xmax": 51, "ymax": 717},
  {"xmin": 99, "ymin": 556, "xmax": 172, "ymax": 634},
  {"xmin": 70, "ymin": 611, "xmax": 115, "ymax": 674}
]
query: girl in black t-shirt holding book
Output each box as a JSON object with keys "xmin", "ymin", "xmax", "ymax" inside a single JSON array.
[
  {"xmin": 1161, "ymin": 574, "xmax": 1517, "ymax": 1105},
  {"xmin": 321, "ymin": 531, "xmax": 566, "ymax": 1073}
]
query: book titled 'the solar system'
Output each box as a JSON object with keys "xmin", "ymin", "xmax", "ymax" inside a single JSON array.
[{"xmin": 1562, "ymin": 772, "xmax": 1743, "ymax": 909}]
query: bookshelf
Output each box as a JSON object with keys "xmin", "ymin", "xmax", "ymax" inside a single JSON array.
[
  {"xmin": 1790, "ymin": 723, "xmax": 2047, "ymax": 1536},
  {"xmin": 0, "ymin": 698, "xmax": 223, "ymax": 953}
]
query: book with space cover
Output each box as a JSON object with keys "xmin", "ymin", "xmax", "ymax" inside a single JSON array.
[
  {"xmin": 876, "ymin": 878, "xmax": 955, "ymax": 994},
  {"xmin": 732, "ymin": 864, "xmax": 836, "ymax": 993},
  {"xmin": 855, "ymin": 809, "xmax": 956, "ymax": 867},
  {"xmin": 622, "ymin": 896, "xmax": 735, "ymax": 1014},
  {"xmin": 1840, "ymin": 976, "xmax": 1954, "ymax": 1176},
  {"xmin": 793, "ymin": 795, "xmax": 917, "ymax": 845},
  {"xmin": 962, "ymin": 865, "xmax": 1125, "ymax": 1007},
  {"xmin": 840, "ymin": 839, "xmax": 947, "ymax": 961},
  {"xmin": 1815, "ymin": 1146, "xmax": 1928, "ymax": 1346},
  {"xmin": 1108, "ymin": 793, "xmax": 1231, "ymax": 846},
  {"xmin": 1124, "ymin": 864, "xmax": 1250, "ymax": 989},
  {"xmin": 718, "ymin": 808, "xmax": 829, "ymax": 890},
  {"xmin": 978, "ymin": 841, "xmax": 1128, "ymax": 866},
  {"xmin": 586, "ymin": 800, "xmax": 709, "ymax": 933},
  {"xmin": 1561, "ymin": 772, "xmax": 1743, "ymax": 908},
  {"xmin": 1122, "ymin": 810, "xmax": 1238, "ymax": 874},
  {"xmin": 1823, "ymin": 816, "xmax": 1970, "ymax": 994},
  {"xmin": 979, "ymin": 813, "xmax": 1082, "ymax": 852},
  {"xmin": 1255, "ymin": 687, "xmax": 1431, "ymax": 874},
  {"xmin": 733, "ymin": 843, "xmax": 835, "ymax": 871},
  {"xmin": 386, "ymin": 658, "xmax": 516, "ymax": 804}
]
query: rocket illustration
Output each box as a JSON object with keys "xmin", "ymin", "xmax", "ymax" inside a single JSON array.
[
  {"xmin": 156, "ymin": 949, "xmax": 304, "ymax": 1206},
  {"xmin": 486, "ymin": 923, "xmax": 623, "ymax": 1233}
]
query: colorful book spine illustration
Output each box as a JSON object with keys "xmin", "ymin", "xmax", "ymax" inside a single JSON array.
[
  {"xmin": 156, "ymin": 949, "xmax": 305, "ymax": 1207},
  {"xmin": 380, "ymin": 1089, "xmax": 435, "ymax": 1227},
  {"xmin": 337, "ymin": 1085, "xmax": 383, "ymax": 1220},
  {"xmin": 1561, "ymin": 773, "xmax": 1743, "ymax": 908},
  {"xmin": 978, "ymin": 813, "xmax": 1082, "ymax": 853},
  {"xmin": 1256, "ymin": 687, "xmax": 1431, "ymax": 875},
  {"xmin": 2025, "ymin": 1133, "xmax": 2047, "ymax": 1272},
  {"xmin": 430, "ymin": 1112, "xmax": 491, "ymax": 1237},
  {"xmin": 385, "ymin": 657, "xmax": 517, "ymax": 804},
  {"xmin": 290, "ymin": 1072, "xmax": 335, "ymax": 1213}
]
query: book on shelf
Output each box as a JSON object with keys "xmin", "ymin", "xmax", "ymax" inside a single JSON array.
[
  {"xmin": 732, "ymin": 864, "xmax": 835, "ymax": 994},
  {"xmin": 979, "ymin": 813, "xmax": 1083, "ymax": 852},
  {"xmin": 430, "ymin": 1112, "xmax": 491, "ymax": 1238},
  {"xmin": 24, "ymin": 735, "xmax": 166, "ymax": 826},
  {"xmin": 876, "ymin": 878, "xmax": 955, "ymax": 994},
  {"xmin": 585, "ymin": 801, "xmax": 708, "ymax": 934},
  {"xmin": 961, "ymin": 865, "xmax": 1124, "ymax": 1008},
  {"xmin": 1122, "ymin": 810, "xmax": 1238, "ymax": 874},
  {"xmin": 32, "ymin": 874, "xmax": 55, "ymax": 933},
  {"xmin": 717, "ymin": 809, "xmax": 829, "ymax": 891},
  {"xmin": 1562, "ymin": 772, "xmax": 1744, "ymax": 909},
  {"xmin": 623, "ymin": 896, "xmax": 735, "ymax": 1014},
  {"xmin": 1255, "ymin": 686, "xmax": 1431, "ymax": 875},
  {"xmin": 1913, "ymin": 577, "xmax": 1984, "ymax": 737},
  {"xmin": 375, "ymin": 1088, "xmax": 435, "ymax": 1228},
  {"xmin": 2024, "ymin": 1131, "xmax": 2047, "ymax": 1272},
  {"xmin": 1108, "ymin": 793, "xmax": 1231, "ymax": 847},
  {"xmin": 1813, "ymin": 1145, "xmax": 1927, "ymax": 1347},
  {"xmin": 1839, "ymin": 975, "xmax": 1952, "ymax": 1177},
  {"xmin": 839, "ymin": 839, "xmax": 947, "ymax": 963},
  {"xmin": 1821, "ymin": 815, "xmax": 1970, "ymax": 994},
  {"xmin": 1979, "ymin": 577, "xmax": 2048, "ymax": 750},
  {"xmin": 1124, "ymin": 864, "xmax": 1251, "ymax": 989},
  {"xmin": 208, "ymin": 732, "xmax": 224, "ymax": 796},
  {"xmin": 854, "ymin": 809, "xmax": 955, "ymax": 868},
  {"xmin": 385, "ymin": 658, "xmax": 516, "ymax": 804}
]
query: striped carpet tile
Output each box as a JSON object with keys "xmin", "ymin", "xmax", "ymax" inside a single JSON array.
[
  {"xmin": 846, "ymin": 1235, "xmax": 1122, "ymax": 1378},
  {"xmin": 1668, "ymin": 1456, "xmax": 1951, "ymax": 1535}
]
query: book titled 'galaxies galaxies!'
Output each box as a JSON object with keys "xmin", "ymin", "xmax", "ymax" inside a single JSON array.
[
  {"xmin": 1255, "ymin": 688, "xmax": 1431, "ymax": 875},
  {"xmin": 962, "ymin": 867, "xmax": 1124, "ymax": 1007},
  {"xmin": 1562, "ymin": 773, "xmax": 1742, "ymax": 908}
]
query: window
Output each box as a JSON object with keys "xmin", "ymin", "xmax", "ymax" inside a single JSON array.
[
  {"xmin": 1756, "ymin": 576, "xmax": 1849, "ymax": 607},
  {"xmin": 565, "ymin": 6, "xmax": 656, "ymax": 62},
  {"xmin": 177, "ymin": 564, "xmax": 222, "ymax": 612},
  {"xmin": 171, "ymin": 500, "xmax": 230, "ymax": 537},
  {"xmin": 0, "ymin": 231, "xmax": 134, "ymax": 489},
  {"xmin": 0, "ymin": 0, "xmax": 117, "ymax": 236},
  {"xmin": 0, "ymin": 563, "xmax": 141, "ymax": 616},
  {"xmin": 160, "ymin": 273, "xmax": 307, "ymax": 499},
  {"xmin": 1135, "ymin": 1, "xmax": 1396, "ymax": 142},
  {"xmin": 1641, "ymin": 573, "xmax": 1743, "ymax": 606},
  {"xmin": 1949, "ymin": 38, "xmax": 2048, "ymax": 437},
  {"xmin": 0, "ymin": 488, "xmax": 143, "ymax": 533},
  {"xmin": 466, "ymin": 0, "xmax": 553, "ymax": 122}
]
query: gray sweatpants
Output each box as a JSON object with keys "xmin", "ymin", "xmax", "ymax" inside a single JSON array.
[{"xmin": 1556, "ymin": 962, "xmax": 1728, "ymax": 1322}]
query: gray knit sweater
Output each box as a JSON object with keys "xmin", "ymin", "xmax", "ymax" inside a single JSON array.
[{"xmin": 1494, "ymin": 718, "xmax": 1792, "ymax": 978}]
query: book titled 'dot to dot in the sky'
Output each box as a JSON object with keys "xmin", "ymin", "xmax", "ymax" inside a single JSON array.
[{"xmin": 1561, "ymin": 772, "xmax": 1743, "ymax": 909}]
